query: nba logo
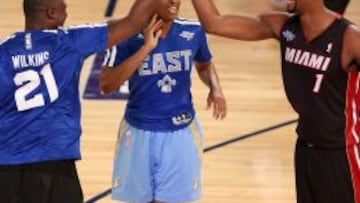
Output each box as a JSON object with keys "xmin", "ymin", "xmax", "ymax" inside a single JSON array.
[{"xmin": 25, "ymin": 33, "xmax": 32, "ymax": 50}]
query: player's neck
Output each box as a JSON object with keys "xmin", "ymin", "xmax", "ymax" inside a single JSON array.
[
  {"xmin": 25, "ymin": 19, "xmax": 55, "ymax": 31},
  {"xmin": 160, "ymin": 21, "xmax": 173, "ymax": 38},
  {"xmin": 299, "ymin": 9, "xmax": 336, "ymax": 42},
  {"xmin": 300, "ymin": 8, "xmax": 334, "ymax": 30}
]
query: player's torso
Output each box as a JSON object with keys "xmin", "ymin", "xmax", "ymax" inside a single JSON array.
[
  {"xmin": 0, "ymin": 30, "xmax": 83, "ymax": 164},
  {"xmin": 125, "ymin": 20, "xmax": 207, "ymax": 131},
  {"xmin": 280, "ymin": 16, "xmax": 349, "ymax": 148}
]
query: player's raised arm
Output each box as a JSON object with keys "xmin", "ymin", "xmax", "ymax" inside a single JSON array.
[
  {"xmin": 191, "ymin": 0, "xmax": 290, "ymax": 40},
  {"xmin": 107, "ymin": 0, "xmax": 155, "ymax": 48},
  {"xmin": 101, "ymin": 15, "xmax": 163, "ymax": 94}
]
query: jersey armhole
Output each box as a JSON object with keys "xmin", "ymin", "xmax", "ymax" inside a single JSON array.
[{"xmin": 276, "ymin": 16, "xmax": 294, "ymax": 41}]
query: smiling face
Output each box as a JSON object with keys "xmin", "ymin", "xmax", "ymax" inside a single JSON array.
[{"xmin": 155, "ymin": 0, "xmax": 181, "ymax": 21}]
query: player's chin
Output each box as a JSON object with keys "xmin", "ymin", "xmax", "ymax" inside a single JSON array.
[{"xmin": 286, "ymin": 2, "xmax": 297, "ymax": 13}]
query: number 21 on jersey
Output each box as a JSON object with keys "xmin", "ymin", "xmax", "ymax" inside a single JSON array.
[{"xmin": 14, "ymin": 64, "xmax": 59, "ymax": 111}]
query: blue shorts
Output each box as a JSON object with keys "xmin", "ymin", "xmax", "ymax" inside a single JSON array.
[{"xmin": 111, "ymin": 119, "xmax": 204, "ymax": 202}]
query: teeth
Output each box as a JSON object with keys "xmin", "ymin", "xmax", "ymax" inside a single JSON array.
[{"xmin": 168, "ymin": 6, "xmax": 177, "ymax": 14}]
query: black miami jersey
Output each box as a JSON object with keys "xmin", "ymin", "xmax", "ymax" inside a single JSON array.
[{"xmin": 280, "ymin": 15, "xmax": 353, "ymax": 148}]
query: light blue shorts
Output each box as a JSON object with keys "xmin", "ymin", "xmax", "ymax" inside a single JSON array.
[{"xmin": 111, "ymin": 119, "xmax": 204, "ymax": 202}]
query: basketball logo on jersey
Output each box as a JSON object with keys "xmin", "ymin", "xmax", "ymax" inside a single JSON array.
[
  {"xmin": 282, "ymin": 30, "xmax": 296, "ymax": 42},
  {"xmin": 172, "ymin": 112, "xmax": 192, "ymax": 126},
  {"xmin": 25, "ymin": 33, "xmax": 32, "ymax": 50},
  {"xmin": 179, "ymin": 31, "xmax": 195, "ymax": 41},
  {"xmin": 157, "ymin": 74, "xmax": 177, "ymax": 93}
]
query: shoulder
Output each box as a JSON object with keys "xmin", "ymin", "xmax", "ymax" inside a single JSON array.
[
  {"xmin": 173, "ymin": 18, "xmax": 206, "ymax": 36},
  {"xmin": 0, "ymin": 33, "xmax": 17, "ymax": 47},
  {"xmin": 174, "ymin": 18, "xmax": 201, "ymax": 26},
  {"xmin": 344, "ymin": 24, "xmax": 360, "ymax": 47},
  {"xmin": 173, "ymin": 18, "xmax": 202, "ymax": 30},
  {"xmin": 58, "ymin": 23, "xmax": 107, "ymax": 35}
]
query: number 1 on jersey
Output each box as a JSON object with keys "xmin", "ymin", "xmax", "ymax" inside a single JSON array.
[
  {"xmin": 313, "ymin": 74, "xmax": 324, "ymax": 93},
  {"xmin": 14, "ymin": 64, "xmax": 59, "ymax": 111}
]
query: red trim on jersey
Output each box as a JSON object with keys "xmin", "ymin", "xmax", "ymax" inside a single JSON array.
[
  {"xmin": 345, "ymin": 72, "xmax": 360, "ymax": 203},
  {"xmin": 335, "ymin": 13, "xmax": 343, "ymax": 20}
]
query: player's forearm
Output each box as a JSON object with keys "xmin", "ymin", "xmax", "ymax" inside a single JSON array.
[
  {"xmin": 192, "ymin": 0, "xmax": 274, "ymax": 40},
  {"xmin": 100, "ymin": 46, "xmax": 152, "ymax": 94},
  {"xmin": 107, "ymin": 0, "xmax": 155, "ymax": 48},
  {"xmin": 196, "ymin": 63, "xmax": 222, "ymax": 91}
]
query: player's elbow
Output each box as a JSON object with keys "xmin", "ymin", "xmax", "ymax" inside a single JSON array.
[
  {"xmin": 200, "ymin": 18, "xmax": 223, "ymax": 35},
  {"xmin": 202, "ymin": 23, "xmax": 220, "ymax": 35}
]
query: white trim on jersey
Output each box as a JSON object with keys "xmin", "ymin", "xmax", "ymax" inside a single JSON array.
[
  {"xmin": 42, "ymin": 30, "xmax": 59, "ymax": 34},
  {"xmin": 109, "ymin": 46, "xmax": 118, "ymax": 67},
  {"xmin": 65, "ymin": 23, "xmax": 107, "ymax": 30},
  {"xmin": 103, "ymin": 46, "xmax": 117, "ymax": 67},
  {"xmin": 174, "ymin": 19, "xmax": 201, "ymax": 26},
  {"xmin": 0, "ymin": 34, "xmax": 16, "ymax": 45},
  {"xmin": 351, "ymin": 74, "xmax": 360, "ymax": 144},
  {"xmin": 102, "ymin": 49, "xmax": 111, "ymax": 66},
  {"xmin": 59, "ymin": 23, "xmax": 107, "ymax": 33},
  {"xmin": 353, "ymin": 145, "xmax": 360, "ymax": 169}
]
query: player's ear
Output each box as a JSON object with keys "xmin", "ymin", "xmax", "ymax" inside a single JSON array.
[{"xmin": 45, "ymin": 6, "xmax": 57, "ymax": 21}]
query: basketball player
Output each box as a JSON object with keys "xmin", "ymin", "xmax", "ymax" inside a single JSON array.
[
  {"xmin": 191, "ymin": 0, "xmax": 360, "ymax": 202},
  {"xmin": 101, "ymin": 0, "xmax": 226, "ymax": 202},
  {"xmin": 0, "ymin": 0, "xmax": 155, "ymax": 202}
]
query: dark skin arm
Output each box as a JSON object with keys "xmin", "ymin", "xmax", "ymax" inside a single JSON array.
[
  {"xmin": 191, "ymin": 0, "xmax": 290, "ymax": 40},
  {"xmin": 101, "ymin": 15, "xmax": 163, "ymax": 94},
  {"xmin": 195, "ymin": 62, "xmax": 227, "ymax": 119},
  {"xmin": 106, "ymin": 0, "xmax": 155, "ymax": 48},
  {"xmin": 343, "ymin": 25, "xmax": 360, "ymax": 72}
]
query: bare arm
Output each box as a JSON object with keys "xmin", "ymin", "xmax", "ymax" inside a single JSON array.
[
  {"xmin": 106, "ymin": 0, "xmax": 155, "ymax": 48},
  {"xmin": 101, "ymin": 16, "xmax": 162, "ymax": 94},
  {"xmin": 196, "ymin": 62, "xmax": 227, "ymax": 119},
  {"xmin": 191, "ymin": 0, "xmax": 290, "ymax": 40},
  {"xmin": 343, "ymin": 25, "xmax": 360, "ymax": 72}
]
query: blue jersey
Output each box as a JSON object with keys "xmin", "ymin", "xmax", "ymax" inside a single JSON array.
[
  {"xmin": 103, "ymin": 19, "xmax": 212, "ymax": 131},
  {"xmin": 0, "ymin": 24, "xmax": 107, "ymax": 165}
]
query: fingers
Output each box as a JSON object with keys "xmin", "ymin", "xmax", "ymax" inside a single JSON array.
[
  {"xmin": 148, "ymin": 14, "xmax": 158, "ymax": 28},
  {"xmin": 154, "ymin": 29, "xmax": 163, "ymax": 39},
  {"xmin": 147, "ymin": 14, "xmax": 162, "ymax": 31},
  {"xmin": 153, "ymin": 19, "xmax": 163, "ymax": 32},
  {"xmin": 206, "ymin": 96, "xmax": 212, "ymax": 110},
  {"xmin": 209, "ymin": 96, "xmax": 227, "ymax": 120}
]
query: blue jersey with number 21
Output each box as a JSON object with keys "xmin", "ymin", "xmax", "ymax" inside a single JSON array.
[{"xmin": 0, "ymin": 24, "xmax": 107, "ymax": 165}]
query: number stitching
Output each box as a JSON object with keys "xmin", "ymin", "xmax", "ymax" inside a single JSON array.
[{"xmin": 14, "ymin": 64, "xmax": 59, "ymax": 111}]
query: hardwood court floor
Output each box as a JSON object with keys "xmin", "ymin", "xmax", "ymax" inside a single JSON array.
[{"xmin": 1, "ymin": 1, "xmax": 359, "ymax": 203}]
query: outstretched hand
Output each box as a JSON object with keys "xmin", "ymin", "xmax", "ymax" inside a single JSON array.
[{"xmin": 206, "ymin": 88, "xmax": 227, "ymax": 120}]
